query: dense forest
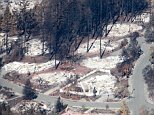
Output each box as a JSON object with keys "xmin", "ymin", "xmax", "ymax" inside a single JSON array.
[
  {"xmin": 42, "ymin": 0, "xmax": 149, "ymax": 60},
  {"xmin": 0, "ymin": 0, "xmax": 150, "ymax": 63}
]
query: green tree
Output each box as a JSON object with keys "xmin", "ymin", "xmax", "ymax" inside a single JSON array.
[
  {"xmin": 54, "ymin": 97, "xmax": 65, "ymax": 113},
  {"xmin": 16, "ymin": 0, "xmax": 38, "ymax": 43},
  {"xmin": 1, "ymin": 4, "xmax": 13, "ymax": 54},
  {"xmin": 0, "ymin": 15, "xmax": 2, "ymax": 32},
  {"xmin": 41, "ymin": 0, "xmax": 148, "ymax": 64},
  {"xmin": 122, "ymin": 32, "xmax": 142, "ymax": 62},
  {"xmin": 0, "ymin": 1, "xmax": 3, "ymax": 31},
  {"xmin": 23, "ymin": 79, "xmax": 37, "ymax": 100},
  {"xmin": 2, "ymin": 4, "xmax": 12, "ymax": 33}
]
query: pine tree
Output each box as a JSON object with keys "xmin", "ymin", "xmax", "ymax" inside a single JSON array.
[
  {"xmin": 16, "ymin": 0, "xmax": 38, "ymax": 42},
  {"xmin": 23, "ymin": 79, "xmax": 37, "ymax": 100},
  {"xmin": 33, "ymin": 3, "xmax": 43, "ymax": 33},
  {"xmin": 0, "ymin": 1, "xmax": 2, "ymax": 10},
  {"xmin": 54, "ymin": 97, "xmax": 64, "ymax": 113},
  {"xmin": 33, "ymin": 3, "xmax": 46, "ymax": 54},
  {"xmin": 0, "ymin": 15, "xmax": 2, "ymax": 32},
  {"xmin": 1, "ymin": 4, "xmax": 12, "ymax": 54},
  {"xmin": 0, "ymin": 1, "xmax": 3, "ymax": 31},
  {"xmin": 2, "ymin": 4, "xmax": 12, "ymax": 33}
]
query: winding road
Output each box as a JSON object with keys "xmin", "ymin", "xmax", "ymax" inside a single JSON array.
[
  {"xmin": 0, "ymin": 36, "xmax": 154, "ymax": 115},
  {"xmin": 127, "ymin": 37, "xmax": 154, "ymax": 115}
]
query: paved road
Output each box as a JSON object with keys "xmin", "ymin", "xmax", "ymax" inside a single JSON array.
[
  {"xmin": 0, "ymin": 36, "xmax": 154, "ymax": 114},
  {"xmin": 0, "ymin": 69, "xmax": 121, "ymax": 108},
  {"xmin": 127, "ymin": 37, "xmax": 154, "ymax": 115}
]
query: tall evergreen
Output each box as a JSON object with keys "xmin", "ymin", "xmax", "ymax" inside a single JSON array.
[
  {"xmin": 16, "ymin": 0, "xmax": 37, "ymax": 41},
  {"xmin": 0, "ymin": 1, "xmax": 3, "ymax": 31},
  {"xmin": 1, "ymin": 4, "xmax": 12, "ymax": 54},
  {"xmin": 23, "ymin": 79, "xmax": 37, "ymax": 100}
]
